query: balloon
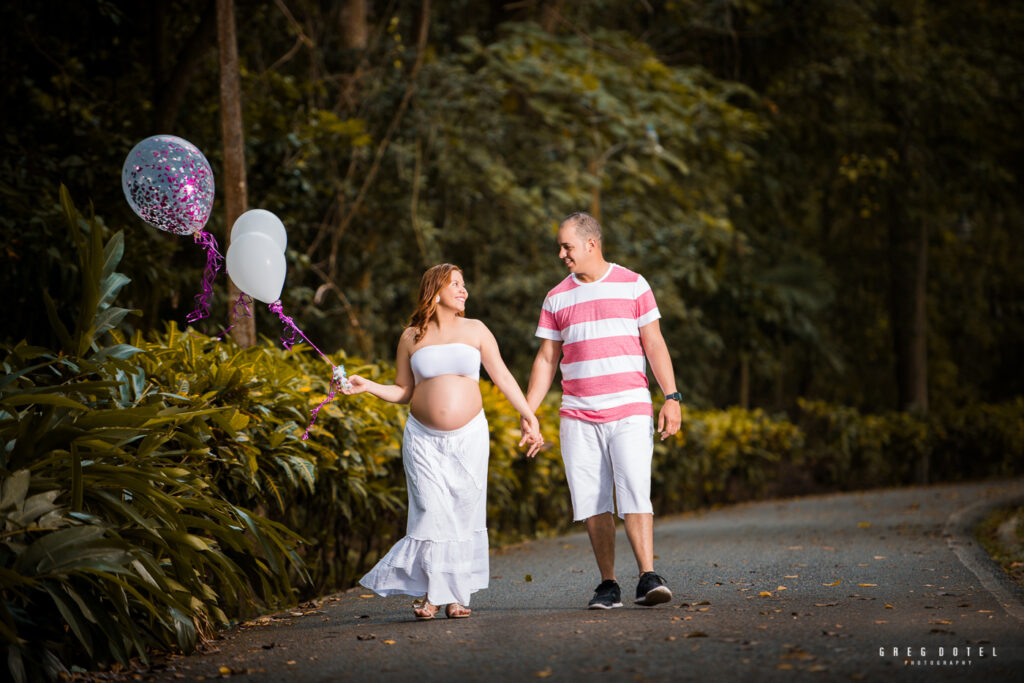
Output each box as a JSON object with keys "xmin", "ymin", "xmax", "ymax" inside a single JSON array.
[
  {"xmin": 122, "ymin": 135, "xmax": 215, "ymax": 235},
  {"xmin": 231, "ymin": 209, "xmax": 287, "ymax": 253},
  {"xmin": 226, "ymin": 232, "xmax": 286, "ymax": 304}
]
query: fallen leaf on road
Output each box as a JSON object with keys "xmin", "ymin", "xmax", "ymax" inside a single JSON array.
[
  {"xmin": 874, "ymin": 556, "xmax": 885, "ymax": 560},
  {"xmin": 875, "ymin": 620, "xmax": 888, "ymax": 624},
  {"xmin": 823, "ymin": 580, "xmax": 841, "ymax": 586},
  {"xmin": 978, "ymin": 610, "xmax": 993, "ymax": 613},
  {"xmin": 814, "ymin": 602, "xmax": 839, "ymax": 607},
  {"xmin": 788, "ymin": 546, "xmax": 803, "ymax": 550},
  {"xmin": 685, "ymin": 631, "xmax": 708, "ymax": 638},
  {"xmin": 219, "ymin": 667, "xmax": 231, "ymax": 676},
  {"xmin": 858, "ymin": 522, "xmax": 871, "ymax": 528},
  {"xmin": 858, "ymin": 583, "xmax": 877, "ymax": 587},
  {"xmin": 525, "ymin": 574, "xmax": 533, "ymax": 582},
  {"xmin": 382, "ymin": 639, "xmax": 396, "ymax": 645},
  {"xmin": 785, "ymin": 575, "xmax": 799, "ymax": 579},
  {"xmin": 695, "ymin": 601, "xmax": 711, "ymax": 605},
  {"xmin": 759, "ymin": 591, "xmax": 772, "ymax": 597},
  {"xmin": 777, "ymin": 586, "xmax": 788, "ymax": 591},
  {"xmin": 535, "ymin": 668, "xmax": 552, "ymax": 678},
  {"xmin": 360, "ymin": 594, "xmax": 374, "ymax": 599},
  {"xmin": 666, "ymin": 636, "xmax": 676, "ymax": 641},
  {"xmin": 808, "ymin": 665, "xmax": 828, "ymax": 672},
  {"xmin": 356, "ymin": 634, "xmax": 375, "ymax": 641},
  {"xmin": 777, "ymin": 664, "xmax": 794, "ymax": 670},
  {"xmin": 286, "ymin": 661, "xmax": 296, "ymax": 665},
  {"xmin": 930, "ymin": 619, "xmax": 953, "ymax": 625}
]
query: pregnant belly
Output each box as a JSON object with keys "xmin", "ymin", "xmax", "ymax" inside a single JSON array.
[{"xmin": 410, "ymin": 375, "xmax": 483, "ymax": 431}]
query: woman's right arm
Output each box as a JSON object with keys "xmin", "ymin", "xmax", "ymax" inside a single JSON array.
[{"xmin": 341, "ymin": 330, "xmax": 415, "ymax": 405}]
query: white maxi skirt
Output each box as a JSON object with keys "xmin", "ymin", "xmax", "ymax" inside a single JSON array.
[{"xmin": 359, "ymin": 410, "xmax": 489, "ymax": 606}]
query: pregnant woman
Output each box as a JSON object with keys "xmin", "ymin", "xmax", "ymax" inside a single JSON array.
[{"xmin": 342, "ymin": 263, "xmax": 542, "ymax": 620}]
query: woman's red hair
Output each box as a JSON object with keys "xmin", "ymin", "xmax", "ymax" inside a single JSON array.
[{"xmin": 409, "ymin": 263, "xmax": 464, "ymax": 343}]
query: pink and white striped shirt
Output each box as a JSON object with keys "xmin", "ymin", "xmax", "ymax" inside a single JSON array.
[{"xmin": 535, "ymin": 263, "xmax": 661, "ymax": 423}]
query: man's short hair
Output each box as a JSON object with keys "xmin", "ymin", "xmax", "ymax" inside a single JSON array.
[{"xmin": 562, "ymin": 212, "xmax": 603, "ymax": 244}]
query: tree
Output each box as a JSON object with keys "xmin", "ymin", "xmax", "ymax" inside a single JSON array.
[{"xmin": 217, "ymin": 0, "xmax": 255, "ymax": 347}]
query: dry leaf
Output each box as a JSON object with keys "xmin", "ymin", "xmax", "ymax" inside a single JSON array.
[
  {"xmin": 360, "ymin": 594, "xmax": 374, "ymax": 599},
  {"xmin": 525, "ymin": 574, "xmax": 533, "ymax": 582},
  {"xmin": 535, "ymin": 668, "xmax": 552, "ymax": 678},
  {"xmin": 776, "ymin": 586, "xmax": 788, "ymax": 591},
  {"xmin": 219, "ymin": 667, "xmax": 231, "ymax": 676},
  {"xmin": 874, "ymin": 556, "xmax": 885, "ymax": 559},
  {"xmin": 382, "ymin": 639, "xmax": 396, "ymax": 645},
  {"xmin": 777, "ymin": 664, "xmax": 794, "ymax": 670},
  {"xmin": 823, "ymin": 580, "xmax": 841, "ymax": 586},
  {"xmin": 685, "ymin": 631, "xmax": 708, "ymax": 638},
  {"xmin": 874, "ymin": 620, "xmax": 888, "ymax": 624},
  {"xmin": 759, "ymin": 591, "xmax": 773, "ymax": 597},
  {"xmin": 858, "ymin": 583, "xmax": 877, "ymax": 587},
  {"xmin": 808, "ymin": 665, "xmax": 828, "ymax": 672},
  {"xmin": 857, "ymin": 522, "xmax": 871, "ymax": 528},
  {"xmin": 286, "ymin": 661, "xmax": 297, "ymax": 665},
  {"xmin": 885, "ymin": 604, "xmax": 894, "ymax": 609},
  {"xmin": 784, "ymin": 575, "xmax": 799, "ymax": 579},
  {"xmin": 930, "ymin": 619, "xmax": 953, "ymax": 625}
]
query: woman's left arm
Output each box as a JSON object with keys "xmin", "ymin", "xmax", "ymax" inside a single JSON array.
[{"xmin": 477, "ymin": 322, "xmax": 543, "ymax": 457}]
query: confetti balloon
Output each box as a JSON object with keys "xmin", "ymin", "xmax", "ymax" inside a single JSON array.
[{"xmin": 121, "ymin": 135, "xmax": 214, "ymax": 235}]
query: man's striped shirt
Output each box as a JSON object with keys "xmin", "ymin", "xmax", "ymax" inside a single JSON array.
[{"xmin": 535, "ymin": 263, "xmax": 661, "ymax": 423}]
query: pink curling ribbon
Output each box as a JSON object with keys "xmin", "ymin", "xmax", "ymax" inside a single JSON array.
[
  {"xmin": 185, "ymin": 230, "xmax": 224, "ymax": 324},
  {"xmin": 302, "ymin": 365, "xmax": 350, "ymax": 441},
  {"xmin": 268, "ymin": 299, "xmax": 350, "ymax": 439},
  {"xmin": 211, "ymin": 292, "xmax": 252, "ymax": 341}
]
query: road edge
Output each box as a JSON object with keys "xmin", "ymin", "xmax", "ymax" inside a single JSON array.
[{"xmin": 944, "ymin": 489, "xmax": 1024, "ymax": 624}]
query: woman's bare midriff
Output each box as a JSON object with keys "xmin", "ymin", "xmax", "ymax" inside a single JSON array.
[{"xmin": 410, "ymin": 375, "xmax": 483, "ymax": 431}]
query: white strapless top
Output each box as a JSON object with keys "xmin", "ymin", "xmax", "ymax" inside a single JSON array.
[{"xmin": 410, "ymin": 342, "xmax": 481, "ymax": 385}]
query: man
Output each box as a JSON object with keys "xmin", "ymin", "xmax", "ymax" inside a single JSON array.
[{"xmin": 522, "ymin": 212, "xmax": 682, "ymax": 609}]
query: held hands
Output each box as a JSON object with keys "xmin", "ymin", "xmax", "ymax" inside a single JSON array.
[
  {"xmin": 657, "ymin": 399, "xmax": 682, "ymax": 441},
  {"xmin": 518, "ymin": 413, "xmax": 544, "ymax": 459}
]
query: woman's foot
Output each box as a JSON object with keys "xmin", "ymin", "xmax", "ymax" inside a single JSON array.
[
  {"xmin": 445, "ymin": 603, "xmax": 471, "ymax": 619},
  {"xmin": 412, "ymin": 600, "xmax": 439, "ymax": 620}
]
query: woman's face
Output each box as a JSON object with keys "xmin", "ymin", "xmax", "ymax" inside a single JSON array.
[{"xmin": 437, "ymin": 269, "xmax": 468, "ymax": 313}]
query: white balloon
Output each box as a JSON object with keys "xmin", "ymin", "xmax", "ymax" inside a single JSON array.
[
  {"xmin": 226, "ymin": 232, "xmax": 287, "ymax": 303},
  {"xmin": 231, "ymin": 209, "xmax": 287, "ymax": 253}
]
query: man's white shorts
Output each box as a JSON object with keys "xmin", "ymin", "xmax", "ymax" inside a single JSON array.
[{"xmin": 559, "ymin": 415, "xmax": 654, "ymax": 521}]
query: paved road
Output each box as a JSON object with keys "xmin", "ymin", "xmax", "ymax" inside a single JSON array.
[{"xmin": 146, "ymin": 479, "xmax": 1024, "ymax": 682}]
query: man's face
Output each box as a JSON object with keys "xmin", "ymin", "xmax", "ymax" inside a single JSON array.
[{"xmin": 557, "ymin": 223, "xmax": 590, "ymax": 273}]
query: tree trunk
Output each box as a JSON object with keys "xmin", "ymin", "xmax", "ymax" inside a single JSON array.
[
  {"xmin": 217, "ymin": 0, "xmax": 255, "ymax": 347},
  {"xmin": 339, "ymin": 0, "xmax": 368, "ymax": 50},
  {"xmin": 888, "ymin": 217, "xmax": 928, "ymax": 415},
  {"xmin": 739, "ymin": 353, "xmax": 750, "ymax": 409}
]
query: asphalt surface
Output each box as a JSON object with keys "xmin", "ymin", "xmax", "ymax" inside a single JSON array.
[{"xmin": 142, "ymin": 478, "xmax": 1024, "ymax": 682}]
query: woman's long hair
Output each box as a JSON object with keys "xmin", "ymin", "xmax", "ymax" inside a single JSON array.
[{"xmin": 409, "ymin": 263, "xmax": 464, "ymax": 343}]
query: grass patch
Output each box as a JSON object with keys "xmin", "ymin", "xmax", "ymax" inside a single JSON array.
[{"xmin": 975, "ymin": 505, "xmax": 1024, "ymax": 586}]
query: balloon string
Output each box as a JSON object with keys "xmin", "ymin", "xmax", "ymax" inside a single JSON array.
[
  {"xmin": 211, "ymin": 293, "xmax": 252, "ymax": 342},
  {"xmin": 267, "ymin": 300, "xmax": 332, "ymax": 364},
  {"xmin": 266, "ymin": 300, "xmax": 350, "ymax": 441},
  {"xmin": 185, "ymin": 230, "xmax": 224, "ymax": 324},
  {"xmin": 302, "ymin": 366, "xmax": 349, "ymax": 441}
]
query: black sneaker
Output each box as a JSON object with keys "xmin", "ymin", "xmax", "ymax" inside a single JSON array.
[
  {"xmin": 635, "ymin": 571, "xmax": 672, "ymax": 606},
  {"xmin": 587, "ymin": 579, "xmax": 623, "ymax": 609}
]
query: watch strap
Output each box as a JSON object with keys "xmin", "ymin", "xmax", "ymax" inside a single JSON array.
[{"xmin": 664, "ymin": 391, "xmax": 682, "ymax": 402}]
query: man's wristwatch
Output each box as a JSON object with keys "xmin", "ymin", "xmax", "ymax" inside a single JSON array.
[{"xmin": 664, "ymin": 392, "xmax": 682, "ymax": 402}]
